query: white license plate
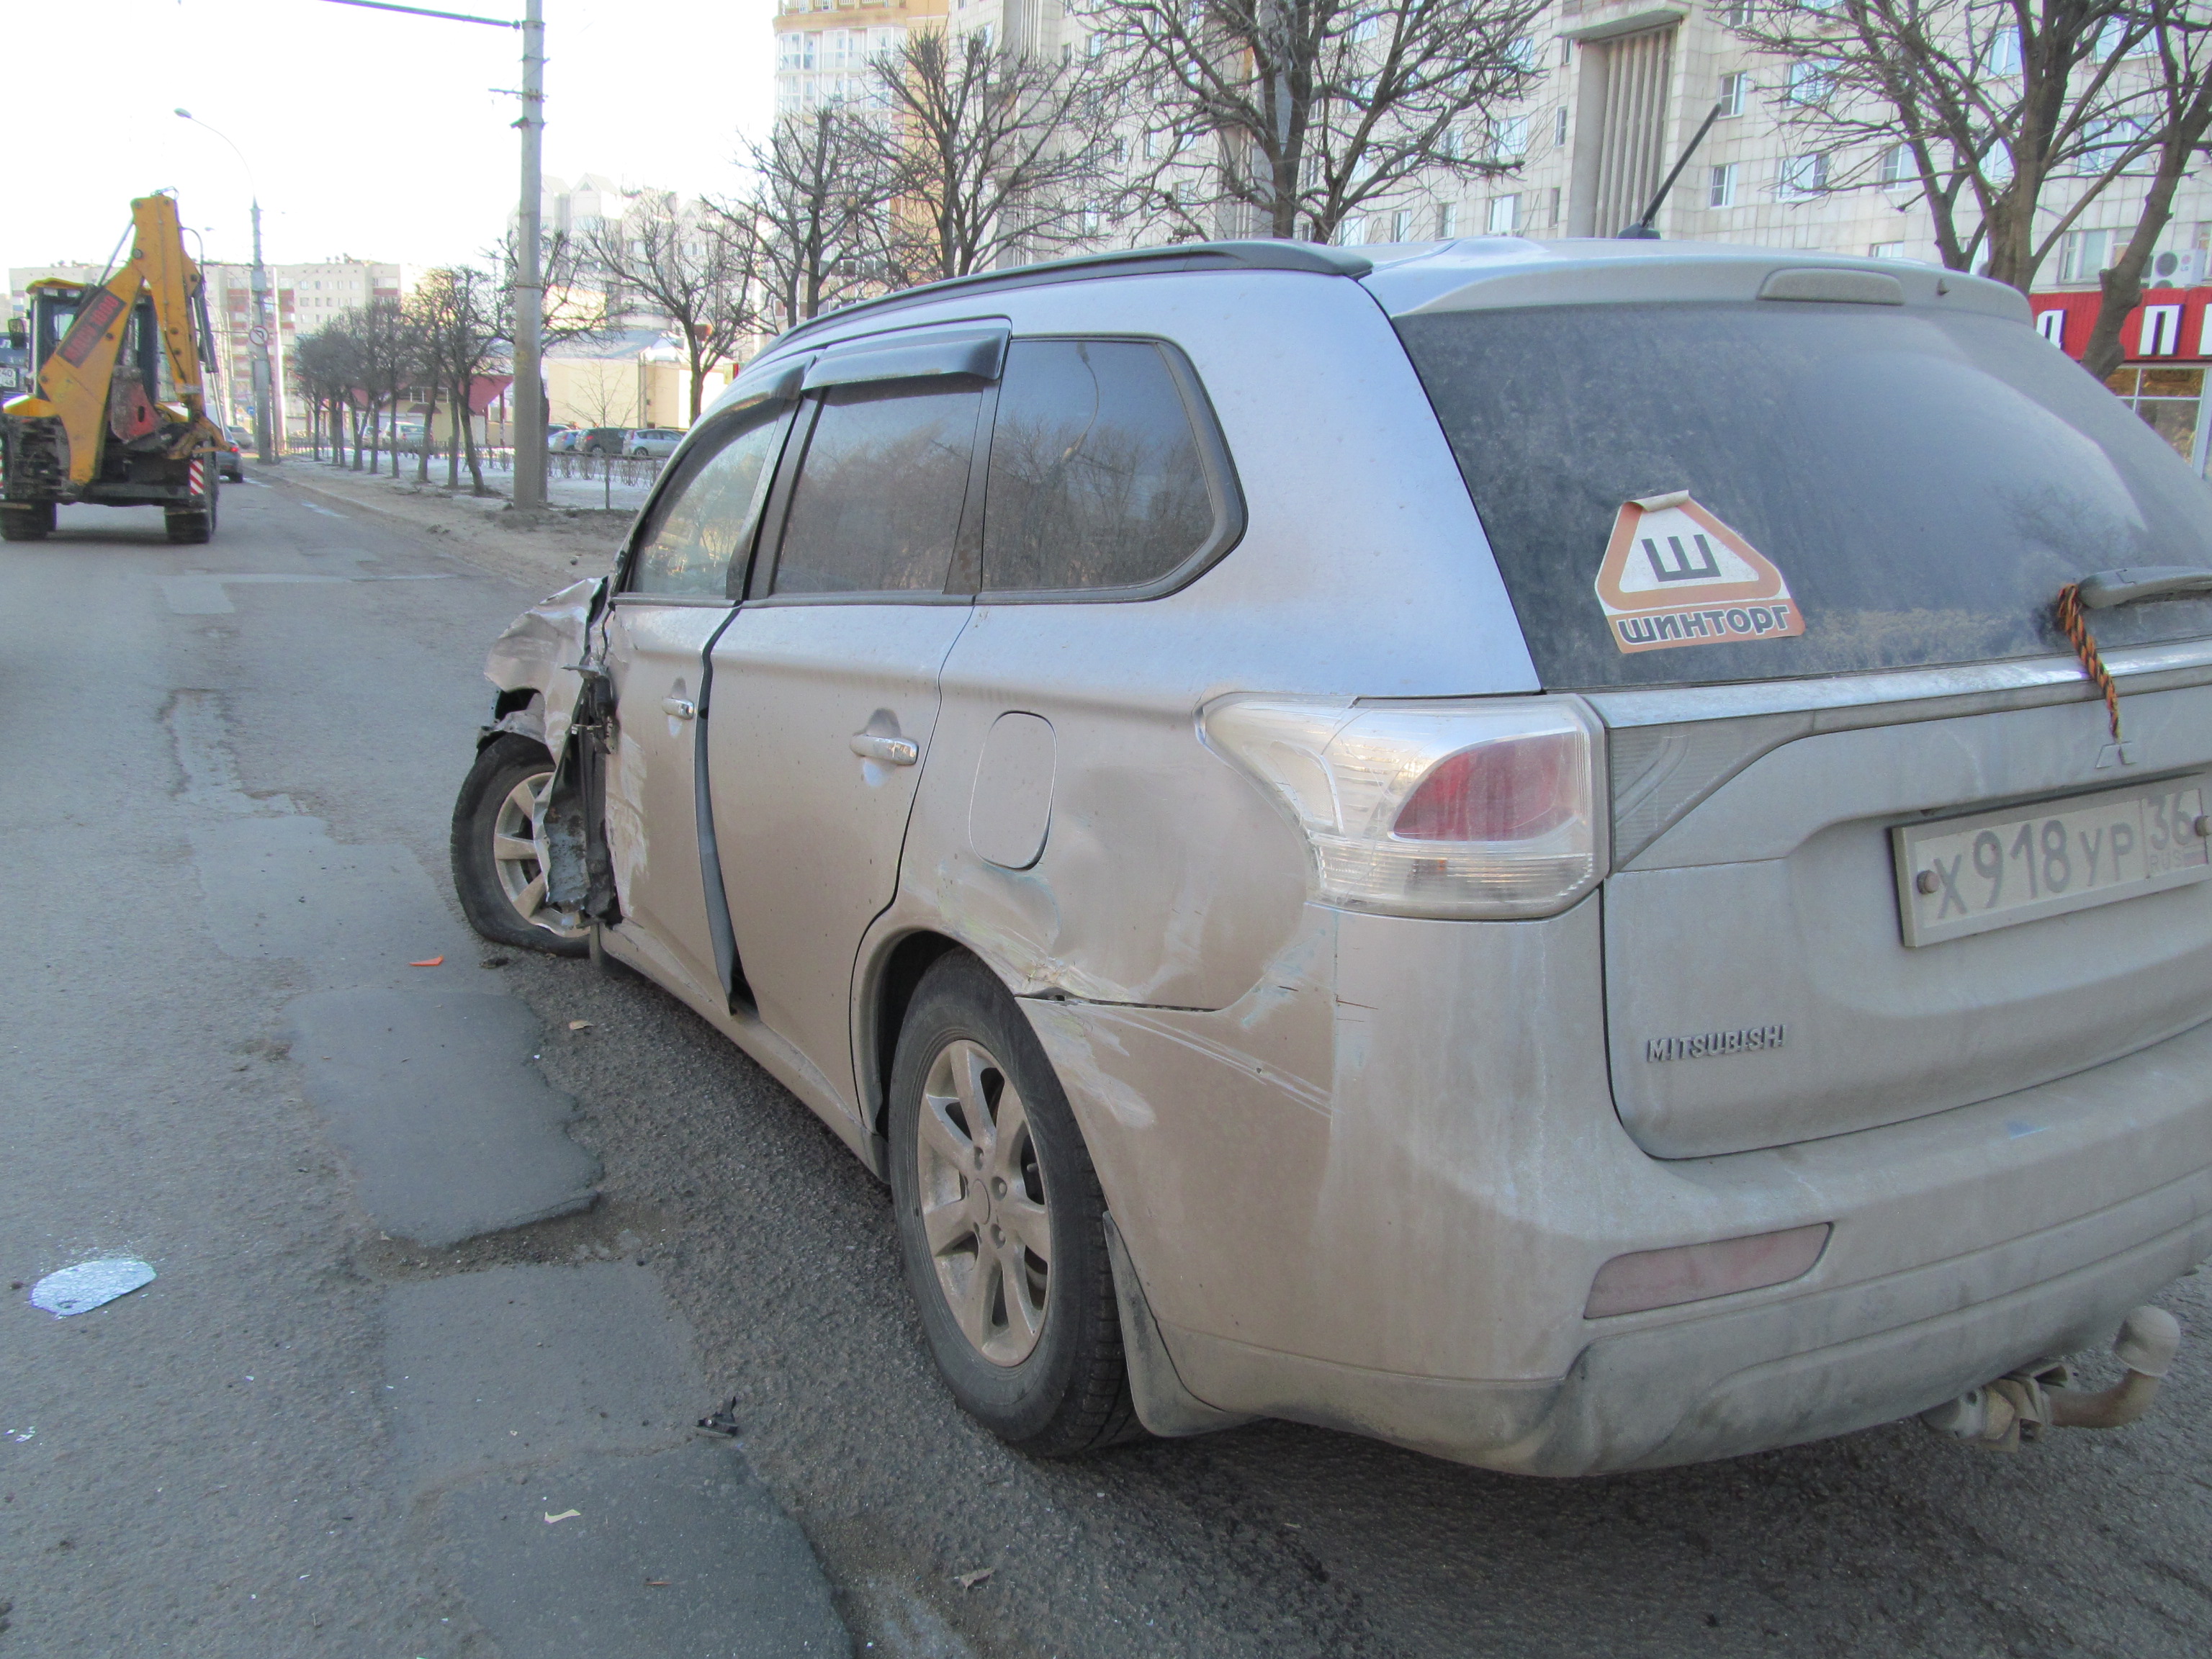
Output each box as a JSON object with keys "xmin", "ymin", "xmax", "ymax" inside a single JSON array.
[{"xmin": 1893, "ymin": 774, "xmax": 2212, "ymax": 946}]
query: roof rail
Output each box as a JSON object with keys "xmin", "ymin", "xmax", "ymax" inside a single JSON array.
[{"xmin": 770, "ymin": 240, "xmax": 1375, "ymax": 351}]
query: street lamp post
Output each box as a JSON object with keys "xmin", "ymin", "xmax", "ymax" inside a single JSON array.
[
  {"xmin": 176, "ymin": 109, "xmax": 280, "ymax": 463},
  {"xmin": 318, "ymin": 0, "xmax": 546, "ymax": 510}
]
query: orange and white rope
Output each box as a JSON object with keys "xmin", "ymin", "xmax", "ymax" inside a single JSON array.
[{"xmin": 2055, "ymin": 582, "xmax": 2122, "ymax": 743}]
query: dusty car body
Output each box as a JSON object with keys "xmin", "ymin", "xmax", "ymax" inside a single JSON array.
[{"xmin": 462, "ymin": 238, "xmax": 2212, "ymax": 1474}]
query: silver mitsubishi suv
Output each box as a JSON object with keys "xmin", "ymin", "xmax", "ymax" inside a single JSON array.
[{"xmin": 451, "ymin": 237, "xmax": 2212, "ymax": 1473}]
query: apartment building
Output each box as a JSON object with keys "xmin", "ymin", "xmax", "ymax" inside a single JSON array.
[
  {"xmin": 773, "ymin": 0, "xmax": 948, "ymax": 116},
  {"xmin": 205, "ymin": 259, "xmax": 409, "ymax": 439}
]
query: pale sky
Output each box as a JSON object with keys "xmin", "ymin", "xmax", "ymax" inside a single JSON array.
[{"xmin": 6, "ymin": 0, "xmax": 776, "ymax": 279}]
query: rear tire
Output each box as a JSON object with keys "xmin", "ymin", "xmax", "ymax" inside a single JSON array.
[
  {"xmin": 888, "ymin": 953, "xmax": 1140, "ymax": 1457},
  {"xmin": 449, "ymin": 735, "xmax": 590, "ymax": 956},
  {"xmin": 1, "ymin": 502, "xmax": 55, "ymax": 541},
  {"xmin": 166, "ymin": 478, "xmax": 218, "ymax": 544}
]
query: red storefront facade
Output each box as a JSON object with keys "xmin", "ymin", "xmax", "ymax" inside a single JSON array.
[{"xmin": 2028, "ymin": 286, "xmax": 2212, "ymax": 472}]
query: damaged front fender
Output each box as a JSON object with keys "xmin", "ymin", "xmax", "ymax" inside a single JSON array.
[
  {"xmin": 482, "ymin": 575, "xmax": 607, "ymax": 763},
  {"xmin": 481, "ymin": 575, "xmax": 621, "ymax": 924}
]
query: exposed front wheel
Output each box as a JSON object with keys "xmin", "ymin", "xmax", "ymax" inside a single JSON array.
[
  {"xmin": 888, "ymin": 953, "xmax": 1139, "ymax": 1455},
  {"xmin": 1, "ymin": 502, "xmax": 55, "ymax": 541},
  {"xmin": 449, "ymin": 734, "xmax": 590, "ymax": 956}
]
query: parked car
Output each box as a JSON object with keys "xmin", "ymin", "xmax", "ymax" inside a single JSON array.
[
  {"xmin": 623, "ymin": 426, "xmax": 685, "ymax": 459},
  {"xmin": 577, "ymin": 426, "xmax": 627, "ymax": 457},
  {"xmin": 211, "ymin": 425, "xmax": 245, "ymax": 482},
  {"xmin": 451, "ymin": 238, "xmax": 2212, "ymax": 1473},
  {"xmin": 549, "ymin": 427, "xmax": 585, "ymax": 454}
]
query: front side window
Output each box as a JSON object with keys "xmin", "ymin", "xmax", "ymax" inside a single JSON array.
[
  {"xmin": 980, "ymin": 338, "xmax": 1220, "ymax": 593},
  {"xmin": 772, "ymin": 380, "xmax": 984, "ymax": 595},
  {"xmin": 626, "ymin": 405, "xmax": 787, "ymax": 597}
]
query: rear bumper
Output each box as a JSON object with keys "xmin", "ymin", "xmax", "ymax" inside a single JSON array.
[
  {"xmin": 1511, "ymin": 1161, "xmax": 2211, "ymax": 1473},
  {"xmin": 1025, "ymin": 902, "xmax": 2212, "ymax": 1474},
  {"xmin": 1151, "ymin": 1166, "xmax": 2211, "ymax": 1474}
]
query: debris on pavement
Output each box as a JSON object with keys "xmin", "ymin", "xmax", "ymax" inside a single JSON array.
[
  {"xmin": 408, "ymin": 956, "xmax": 445, "ymax": 968},
  {"xmin": 696, "ymin": 1397, "xmax": 741, "ymax": 1437},
  {"xmin": 567, "ymin": 1020, "xmax": 591, "ymax": 1031},
  {"xmin": 543, "ymin": 1509, "xmax": 581, "ymax": 1524},
  {"xmin": 29, "ymin": 1259, "xmax": 156, "ymax": 1317},
  {"xmin": 955, "ymin": 1568, "xmax": 994, "ymax": 1591}
]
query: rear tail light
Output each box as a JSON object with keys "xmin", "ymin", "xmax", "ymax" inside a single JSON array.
[
  {"xmin": 1584, "ymin": 1223, "xmax": 1831, "ymax": 1318},
  {"xmin": 1201, "ymin": 695, "xmax": 1606, "ymax": 920}
]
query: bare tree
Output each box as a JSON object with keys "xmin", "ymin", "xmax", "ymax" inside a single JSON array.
[
  {"xmin": 489, "ymin": 228, "xmax": 603, "ymax": 459},
  {"xmin": 728, "ymin": 104, "xmax": 903, "ymax": 330},
  {"xmin": 1725, "ymin": 0, "xmax": 2208, "ymax": 305},
  {"xmin": 339, "ymin": 295, "xmax": 418, "ymax": 477},
  {"xmin": 403, "ymin": 279, "xmax": 447, "ymax": 484},
  {"xmin": 411, "ymin": 266, "xmax": 513, "ymax": 493},
  {"xmin": 2077, "ymin": 10, "xmax": 2212, "ymax": 376},
  {"xmin": 869, "ymin": 27, "xmax": 1122, "ymax": 282},
  {"xmin": 1090, "ymin": 0, "xmax": 1544, "ymax": 244},
  {"xmin": 584, "ymin": 194, "xmax": 758, "ymax": 424},
  {"xmin": 295, "ymin": 313, "xmax": 373, "ymax": 468},
  {"xmin": 289, "ymin": 327, "xmax": 356, "ymax": 463}
]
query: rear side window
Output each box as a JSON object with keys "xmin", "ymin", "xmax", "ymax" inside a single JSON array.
[
  {"xmin": 626, "ymin": 407, "xmax": 786, "ymax": 598},
  {"xmin": 981, "ymin": 339, "xmax": 1219, "ymax": 592},
  {"xmin": 772, "ymin": 381, "xmax": 984, "ymax": 595},
  {"xmin": 1398, "ymin": 302, "xmax": 2212, "ymax": 688}
]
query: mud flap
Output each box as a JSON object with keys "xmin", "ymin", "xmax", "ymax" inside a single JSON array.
[{"xmin": 1103, "ymin": 1212, "xmax": 1254, "ymax": 1438}]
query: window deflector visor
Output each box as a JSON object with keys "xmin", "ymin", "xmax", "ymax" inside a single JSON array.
[{"xmin": 801, "ymin": 325, "xmax": 1010, "ymax": 392}]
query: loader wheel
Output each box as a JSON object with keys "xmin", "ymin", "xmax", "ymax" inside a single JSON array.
[
  {"xmin": 1, "ymin": 502, "xmax": 55, "ymax": 541},
  {"xmin": 166, "ymin": 480, "xmax": 219, "ymax": 544}
]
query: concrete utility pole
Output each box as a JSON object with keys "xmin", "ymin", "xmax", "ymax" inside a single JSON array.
[
  {"xmin": 318, "ymin": 0, "xmax": 545, "ymax": 505},
  {"xmin": 176, "ymin": 109, "xmax": 281, "ymax": 462},
  {"xmin": 512, "ymin": 0, "xmax": 547, "ymax": 509},
  {"xmin": 248, "ymin": 199, "xmax": 278, "ymax": 461}
]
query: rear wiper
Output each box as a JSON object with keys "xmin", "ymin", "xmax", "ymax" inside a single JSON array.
[
  {"xmin": 2074, "ymin": 565, "xmax": 2212, "ymax": 608},
  {"xmin": 2054, "ymin": 565, "xmax": 2212, "ymax": 749}
]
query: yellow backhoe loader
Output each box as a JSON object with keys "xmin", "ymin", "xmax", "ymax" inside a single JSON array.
[{"xmin": 2, "ymin": 194, "xmax": 225, "ymax": 543}]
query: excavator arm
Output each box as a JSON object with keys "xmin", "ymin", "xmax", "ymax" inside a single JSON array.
[
  {"xmin": 133, "ymin": 194, "xmax": 211, "ymax": 417},
  {"xmin": 14, "ymin": 194, "xmax": 215, "ymax": 485}
]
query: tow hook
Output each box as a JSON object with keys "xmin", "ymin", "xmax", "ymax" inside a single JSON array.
[{"xmin": 1921, "ymin": 1305, "xmax": 2182, "ymax": 1452}]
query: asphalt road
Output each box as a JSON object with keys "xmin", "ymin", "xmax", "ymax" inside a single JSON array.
[{"xmin": 4, "ymin": 467, "xmax": 2211, "ymax": 1659}]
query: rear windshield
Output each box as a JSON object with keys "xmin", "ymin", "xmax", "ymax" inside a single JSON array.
[{"xmin": 1395, "ymin": 301, "xmax": 2212, "ymax": 688}]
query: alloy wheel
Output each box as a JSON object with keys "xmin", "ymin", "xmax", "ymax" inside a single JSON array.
[
  {"xmin": 915, "ymin": 1038, "xmax": 1053, "ymax": 1366},
  {"xmin": 491, "ymin": 769, "xmax": 588, "ymax": 943}
]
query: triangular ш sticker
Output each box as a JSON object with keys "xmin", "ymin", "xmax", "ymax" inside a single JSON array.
[{"xmin": 1593, "ymin": 492, "xmax": 1807, "ymax": 654}]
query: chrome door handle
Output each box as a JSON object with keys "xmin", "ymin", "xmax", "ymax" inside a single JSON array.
[
  {"xmin": 849, "ymin": 732, "xmax": 919, "ymax": 766},
  {"xmin": 660, "ymin": 696, "xmax": 696, "ymax": 720}
]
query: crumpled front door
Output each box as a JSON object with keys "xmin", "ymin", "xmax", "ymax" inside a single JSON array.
[{"xmin": 603, "ymin": 600, "xmax": 732, "ymax": 1004}]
